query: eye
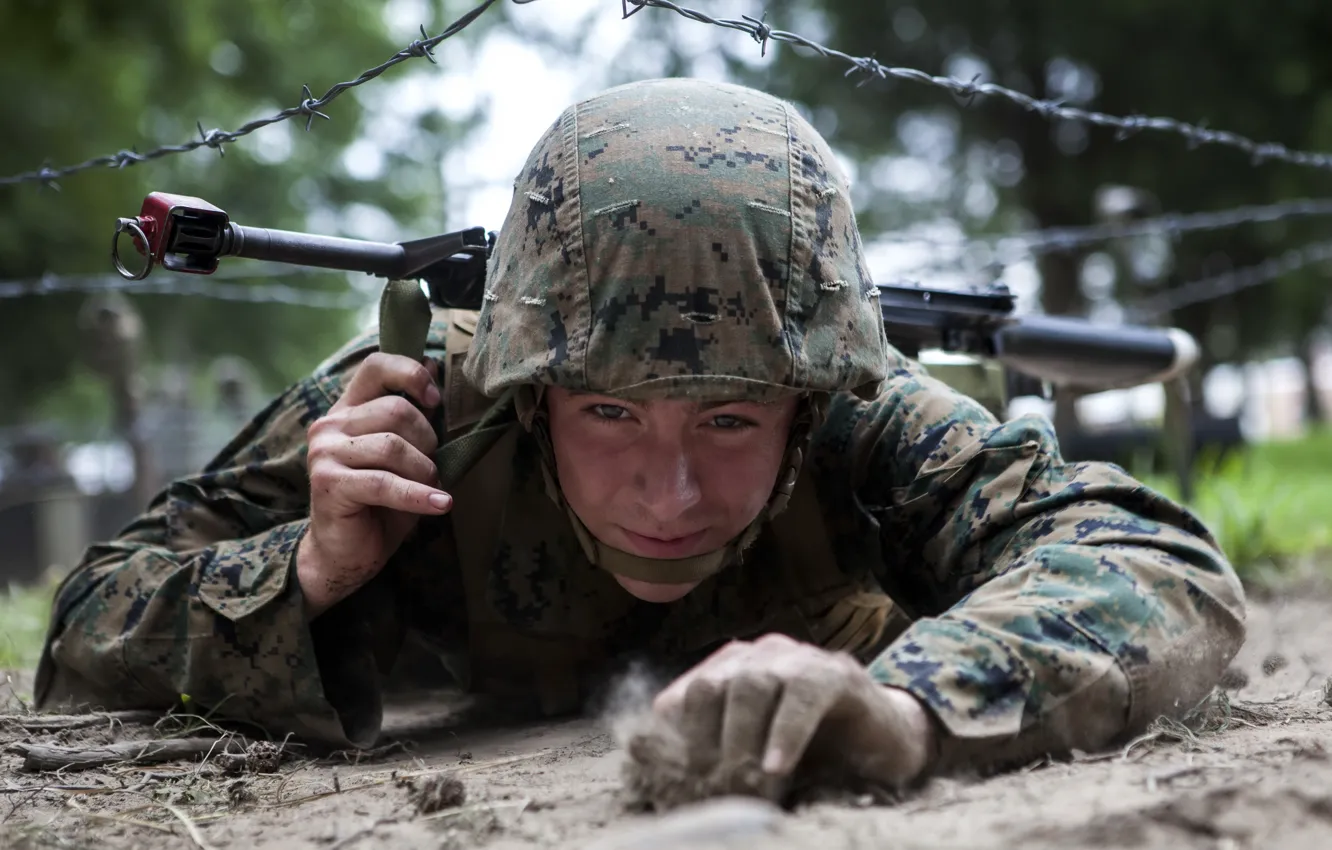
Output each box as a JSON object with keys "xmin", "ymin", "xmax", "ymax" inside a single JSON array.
[
  {"xmin": 589, "ymin": 403, "xmax": 631, "ymax": 421},
  {"xmin": 709, "ymin": 413, "xmax": 756, "ymax": 430}
]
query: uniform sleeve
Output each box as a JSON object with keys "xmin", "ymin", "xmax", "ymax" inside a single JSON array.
[
  {"xmin": 844, "ymin": 364, "xmax": 1246, "ymax": 774},
  {"xmin": 34, "ymin": 330, "xmax": 438, "ymax": 750}
]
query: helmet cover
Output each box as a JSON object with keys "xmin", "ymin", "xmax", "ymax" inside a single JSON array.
[{"xmin": 464, "ymin": 77, "xmax": 892, "ymax": 402}]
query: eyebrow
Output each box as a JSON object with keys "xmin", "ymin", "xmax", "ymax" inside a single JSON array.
[{"xmin": 566, "ymin": 391, "xmax": 765, "ymax": 411}]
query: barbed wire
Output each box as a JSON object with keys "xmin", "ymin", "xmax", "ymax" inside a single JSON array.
[
  {"xmin": 0, "ymin": 0, "xmax": 520, "ymax": 189},
  {"xmin": 631, "ymin": 0, "xmax": 1332, "ymax": 175},
  {"xmin": 8, "ymin": 0, "xmax": 1332, "ymax": 190},
  {"xmin": 0, "ymin": 268, "xmax": 373, "ymax": 310},
  {"xmin": 875, "ymin": 197, "xmax": 1332, "ymax": 257},
  {"xmin": 1129, "ymin": 241, "xmax": 1332, "ymax": 320}
]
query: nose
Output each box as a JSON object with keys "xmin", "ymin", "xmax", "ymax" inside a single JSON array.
[{"xmin": 633, "ymin": 436, "xmax": 702, "ymax": 526}]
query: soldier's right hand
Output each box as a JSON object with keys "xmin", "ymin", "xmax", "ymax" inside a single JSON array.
[{"xmin": 296, "ymin": 352, "xmax": 452, "ymax": 618}]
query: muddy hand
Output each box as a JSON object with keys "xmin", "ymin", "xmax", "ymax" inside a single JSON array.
[
  {"xmin": 652, "ymin": 633, "xmax": 936, "ymax": 791},
  {"xmin": 297, "ymin": 352, "xmax": 450, "ymax": 618}
]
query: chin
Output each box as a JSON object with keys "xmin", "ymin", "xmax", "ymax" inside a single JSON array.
[{"xmin": 613, "ymin": 574, "xmax": 700, "ymax": 603}]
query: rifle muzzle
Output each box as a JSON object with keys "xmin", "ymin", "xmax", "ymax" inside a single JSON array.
[{"xmin": 995, "ymin": 315, "xmax": 1199, "ymax": 390}]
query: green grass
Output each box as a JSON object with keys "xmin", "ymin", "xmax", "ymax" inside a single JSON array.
[
  {"xmin": 0, "ymin": 577, "xmax": 56, "ymax": 671},
  {"xmin": 1142, "ymin": 426, "xmax": 1332, "ymax": 581}
]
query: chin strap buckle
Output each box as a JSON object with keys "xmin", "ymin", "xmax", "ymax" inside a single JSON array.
[{"xmin": 768, "ymin": 446, "xmax": 803, "ymax": 516}]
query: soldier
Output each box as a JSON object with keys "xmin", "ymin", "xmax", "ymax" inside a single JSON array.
[{"xmin": 36, "ymin": 78, "xmax": 1245, "ymax": 792}]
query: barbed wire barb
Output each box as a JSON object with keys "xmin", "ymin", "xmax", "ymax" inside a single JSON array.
[
  {"xmin": 0, "ymin": 0, "xmax": 515, "ymax": 187},
  {"xmin": 742, "ymin": 13, "xmax": 772, "ymax": 57},
  {"xmin": 36, "ymin": 164, "xmax": 61, "ymax": 193},
  {"xmin": 297, "ymin": 85, "xmax": 332, "ymax": 131},
  {"xmin": 408, "ymin": 25, "xmax": 440, "ymax": 64},
  {"xmin": 630, "ymin": 0, "xmax": 1332, "ymax": 174},
  {"xmin": 113, "ymin": 150, "xmax": 140, "ymax": 170},
  {"xmin": 197, "ymin": 122, "xmax": 227, "ymax": 157}
]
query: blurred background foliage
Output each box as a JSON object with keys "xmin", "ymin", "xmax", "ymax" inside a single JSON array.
[{"xmin": 0, "ymin": 0, "xmax": 490, "ymax": 431}]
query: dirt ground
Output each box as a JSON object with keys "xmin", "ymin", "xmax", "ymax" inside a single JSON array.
[{"xmin": 4, "ymin": 584, "xmax": 1332, "ymax": 850}]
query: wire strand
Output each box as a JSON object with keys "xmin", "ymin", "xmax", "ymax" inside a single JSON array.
[
  {"xmin": 0, "ymin": 0, "xmax": 513, "ymax": 188},
  {"xmin": 633, "ymin": 0, "xmax": 1332, "ymax": 173}
]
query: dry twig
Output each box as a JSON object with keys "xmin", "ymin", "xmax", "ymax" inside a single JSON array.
[
  {"xmin": 1144, "ymin": 762, "xmax": 1237, "ymax": 792},
  {"xmin": 3, "ymin": 788, "xmax": 42, "ymax": 823},
  {"xmin": 1, "ymin": 674, "xmax": 30, "ymax": 712},
  {"xmin": 154, "ymin": 799, "xmax": 220, "ymax": 850},
  {"xmin": 9, "ymin": 736, "xmax": 244, "ymax": 772},
  {"xmin": 65, "ymin": 797, "xmax": 176, "ymax": 835},
  {"xmin": 265, "ymin": 779, "xmax": 388, "ymax": 809},
  {"xmin": 0, "ymin": 710, "xmax": 164, "ymax": 732}
]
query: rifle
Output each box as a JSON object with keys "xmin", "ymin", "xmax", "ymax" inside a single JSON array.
[{"xmin": 110, "ymin": 192, "xmax": 1198, "ymax": 408}]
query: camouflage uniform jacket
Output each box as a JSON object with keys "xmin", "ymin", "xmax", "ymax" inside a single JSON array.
[{"xmin": 35, "ymin": 316, "xmax": 1247, "ymax": 773}]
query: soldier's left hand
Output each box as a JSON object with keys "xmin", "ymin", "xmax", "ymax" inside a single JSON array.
[{"xmin": 652, "ymin": 633, "xmax": 935, "ymax": 789}]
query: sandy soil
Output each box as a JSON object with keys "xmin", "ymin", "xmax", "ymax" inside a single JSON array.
[{"xmin": 4, "ymin": 586, "xmax": 1332, "ymax": 850}]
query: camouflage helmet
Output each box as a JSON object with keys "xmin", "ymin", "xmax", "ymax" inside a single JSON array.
[
  {"xmin": 463, "ymin": 76, "xmax": 891, "ymax": 402},
  {"xmin": 462, "ymin": 77, "xmax": 892, "ymax": 585}
]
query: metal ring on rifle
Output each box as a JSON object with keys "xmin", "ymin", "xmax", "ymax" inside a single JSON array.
[{"xmin": 112, "ymin": 218, "xmax": 153, "ymax": 281}]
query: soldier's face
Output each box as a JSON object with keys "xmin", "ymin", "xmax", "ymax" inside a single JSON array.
[{"xmin": 545, "ymin": 386, "xmax": 800, "ymax": 603}]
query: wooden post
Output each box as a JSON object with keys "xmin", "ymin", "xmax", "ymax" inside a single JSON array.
[
  {"xmin": 5, "ymin": 432, "xmax": 91, "ymax": 582},
  {"xmin": 1163, "ymin": 377, "xmax": 1195, "ymax": 503},
  {"xmin": 77, "ymin": 292, "xmax": 157, "ymax": 510}
]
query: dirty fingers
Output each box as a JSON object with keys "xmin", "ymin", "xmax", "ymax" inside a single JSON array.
[
  {"xmin": 297, "ymin": 352, "xmax": 450, "ymax": 618},
  {"xmin": 650, "ymin": 634, "xmax": 935, "ymax": 797}
]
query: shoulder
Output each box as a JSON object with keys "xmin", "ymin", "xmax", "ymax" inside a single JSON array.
[
  {"xmin": 199, "ymin": 310, "xmax": 460, "ymax": 474},
  {"xmin": 808, "ymin": 361, "xmax": 1062, "ymax": 495},
  {"xmin": 811, "ymin": 362, "xmax": 996, "ymax": 465}
]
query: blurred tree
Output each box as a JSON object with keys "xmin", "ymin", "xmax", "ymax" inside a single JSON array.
[
  {"xmin": 0, "ymin": 0, "xmax": 489, "ymax": 430},
  {"xmin": 619, "ymin": 0, "xmax": 1332, "ymax": 424}
]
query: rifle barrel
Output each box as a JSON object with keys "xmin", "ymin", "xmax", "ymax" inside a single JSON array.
[
  {"xmin": 224, "ymin": 224, "xmax": 406, "ymax": 277},
  {"xmin": 995, "ymin": 314, "xmax": 1199, "ymax": 389}
]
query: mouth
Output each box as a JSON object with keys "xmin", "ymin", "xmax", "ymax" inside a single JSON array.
[{"xmin": 616, "ymin": 527, "xmax": 711, "ymax": 559}]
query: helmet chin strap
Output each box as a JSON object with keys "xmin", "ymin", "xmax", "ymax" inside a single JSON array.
[{"xmin": 514, "ymin": 386, "xmax": 825, "ymax": 587}]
